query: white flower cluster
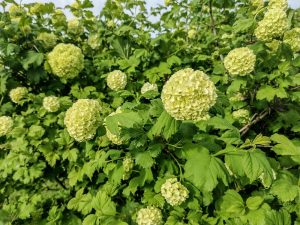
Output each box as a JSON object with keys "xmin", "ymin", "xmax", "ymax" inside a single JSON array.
[
  {"xmin": 9, "ymin": 87, "xmax": 28, "ymax": 104},
  {"xmin": 0, "ymin": 116, "xmax": 13, "ymax": 136},
  {"xmin": 232, "ymin": 109, "xmax": 250, "ymax": 124},
  {"xmin": 64, "ymin": 99, "xmax": 102, "ymax": 142},
  {"xmin": 141, "ymin": 82, "xmax": 158, "ymax": 94},
  {"xmin": 188, "ymin": 29, "xmax": 197, "ymax": 39},
  {"xmin": 224, "ymin": 47, "xmax": 256, "ymax": 76},
  {"xmin": 87, "ymin": 34, "xmax": 100, "ymax": 49},
  {"xmin": 284, "ymin": 28, "xmax": 300, "ymax": 52},
  {"xmin": 161, "ymin": 68, "xmax": 217, "ymax": 121},
  {"xmin": 136, "ymin": 206, "xmax": 163, "ymax": 225},
  {"xmin": 161, "ymin": 178, "xmax": 189, "ymax": 206},
  {"xmin": 47, "ymin": 43, "xmax": 84, "ymax": 79},
  {"xmin": 107, "ymin": 70, "xmax": 127, "ymax": 91},
  {"xmin": 268, "ymin": 0, "xmax": 288, "ymax": 11},
  {"xmin": 254, "ymin": 8, "xmax": 288, "ymax": 42},
  {"xmin": 122, "ymin": 156, "xmax": 134, "ymax": 180},
  {"xmin": 105, "ymin": 108, "xmax": 123, "ymax": 145},
  {"xmin": 67, "ymin": 18, "xmax": 83, "ymax": 34},
  {"xmin": 43, "ymin": 96, "xmax": 60, "ymax": 112},
  {"xmin": 37, "ymin": 32, "xmax": 57, "ymax": 49}
]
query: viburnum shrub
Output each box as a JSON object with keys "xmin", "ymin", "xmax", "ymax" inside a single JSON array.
[{"xmin": 0, "ymin": 0, "xmax": 300, "ymax": 224}]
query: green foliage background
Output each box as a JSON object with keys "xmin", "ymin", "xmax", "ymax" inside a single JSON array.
[{"xmin": 0, "ymin": 0, "xmax": 300, "ymax": 224}]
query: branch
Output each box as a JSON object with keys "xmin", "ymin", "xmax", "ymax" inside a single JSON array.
[{"xmin": 239, "ymin": 109, "xmax": 270, "ymax": 136}]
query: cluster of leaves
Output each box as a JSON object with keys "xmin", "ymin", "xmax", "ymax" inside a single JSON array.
[{"xmin": 0, "ymin": 0, "xmax": 299, "ymax": 224}]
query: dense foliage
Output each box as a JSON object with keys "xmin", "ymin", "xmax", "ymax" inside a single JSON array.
[{"xmin": 0, "ymin": 0, "xmax": 300, "ymax": 224}]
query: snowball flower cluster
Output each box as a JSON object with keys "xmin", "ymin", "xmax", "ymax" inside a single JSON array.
[
  {"xmin": 0, "ymin": 116, "xmax": 13, "ymax": 136},
  {"xmin": 37, "ymin": 32, "xmax": 57, "ymax": 48},
  {"xmin": 136, "ymin": 206, "xmax": 163, "ymax": 225},
  {"xmin": 283, "ymin": 28, "xmax": 300, "ymax": 52},
  {"xmin": 47, "ymin": 43, "xmax": 84, "ymax": 79},
  {"xmin": 64, "ymin": 99, "xmax": 101, "ymax": 142},
  {"xmin": 9, "ymin": 87, "xmax": 28, "ymax": 104},
  {"xmin": 188, "ymin": 29, "xmax": 197, "ymax": 39},
  {"xmin": 161, "ymin": 68, "xmax": 217, "ymax": 121},
  {"xmin": 254, "ymin": 8, "xmax": 288, "ymax": 42},
  {"xmin": 43, "ymin": 96, "xmax": 60, "ymax": 112},
  {"xmin": 8, "ymin": 4, "xmax": 24, "ymax": 17},
  {"xmin": 141, "ymin": 82, "xmax": 158, "ymax": 94},
  {"xmin": 161, "ymin": 178, "xmax": 189, "ymax": 206},
  {"xmin": 67, "ymin": 18, "xmax": 83, "ymax": 34},
  {"xmin": 232, "ymin": 109, "xmax": 250, "ymax": 124},
  {"xmin": 105, "ymin": 108, "xmax": 123, "ymax": 145},
  {"xmin": 229, "ymin": 92, "xmax": 246, "ymax": 102},
  {"xmin": 122, "ymin": 156, "xmax": 134, "ymax": 180},
  {"xmin": 224, "ymin": 47, "xmax": 256, "ymax": 76},
  {"xmin": 87, "ymin": 34, "xmax": 100, "ymax": 49},
  {"xmin": 268, "ymin": 0, "xmax": 288, "ymax": 11},
  {"xmin": 107, "ymin": 70, "xmax": 127, "ymax": 91}
]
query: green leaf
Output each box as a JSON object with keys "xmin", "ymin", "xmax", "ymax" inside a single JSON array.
[
  {"xmin": 148, "ymin": 110, "xmax": 181, "ymax": 140},
  {"xmin": 246, "ymin": 196, "xmax": 264, "ymax": 210},
  {"xmin": 21, "ymin": 51, "xmax": 44, "ymax": 70},
  {"xmin": 270, "ymin": 179, "xmax": 299, "ymax": 202},
  {"xmin": 184, "ymin": 145, "xmax": 229, "ymax": 192},
  {"xmin": 82, "ymin": 214, "xmax": 98, "ymax": 225},
  {"xmin": 271, "ymin": 134, "xmax": 300, "ymax": 156},
  {"xmin": 233, "ymin": 18, "xmax": 255, "ymax": 33},
  {"xmin": 92, "ymin": 191, "xmax": 116, "ymax": 217},
  {"xmin": 218, "ymin": 190, "xmax": 245, "ymax": 218},
  {"xmin": 265, "ymin": 209, "xmax": 291, "ymax": 225},
  {"xmin": 135, "ymin": 151, "xmax": 154, "ymax": 168},
  {"xmin": 67, "ymin": 189, "xmax": 93, "ymax": 215},
  {"xmin": 256, "ymin": 85, "xmax": 287, "ymax": 101}
]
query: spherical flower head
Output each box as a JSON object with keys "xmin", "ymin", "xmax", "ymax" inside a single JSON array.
[
  {"xmin": 37, "ymin": 32, "xmax": 57, "ymax": 49},
  {"xmin": 107, "ymin": 20, "xmax": 115, "ymax": 28},
  {"xmin": 284, "ymin": 28, "xmax": 300, "ymax": 52},
  {"xmin": 224, "ymin": 47, "xmax": 256, "ymax": 76},
  {"xmin": 104, "ymin": 108, "xmax": 123, "ymax": 145},
  {"xmin": 141, "ymin": 82, "xmax": 158, "ymax": 94},
  {"xmin": 229, "ymin": 92, "xmax": 246, "ymax": 102},
  {"xmin": 47, "ymin": 43, "xmax": 84, "ymax": 79},
  {"xmin": 87, "ymin": 34, "xmax": 100, "ymax": 49},
  {"xmin": 232, "ymin": 109, "xmax": 250, "ymax": 124},
  {"xmin": 67, "ymin": 18, "xmax": 84, "ymax": 34},
  {"xmin": 161, "ymin": 68, "xmax": 217, "ymax": 121},
  {"xmin": 43, "ymin": 96, "xmax": 60, "ymax": 112},
  {"xmin": 136, "ymin": 206, "xmax": 163, "ymax": 225},
  {"xmin": 161, "ymin": 178, "xmax": 189, "ymax": 206},
  {"xmin": 8, "ymin": 4, "xmax": 24, "ymax": 18},
  {"xmin": 122, "ymin": 156, "xmax": 134, "ymax": 180},
  {"xmin": 0, "ymin": 116, "xmax": 13, "ymax": 136},
  {"xmin": 64, "ymin": 99, "xmax": 102, "ymax": 142},
  {"xmin": 188, "ymin": 29, "xmax": 197, "ymax": 39},
  {"xmin": 254, "ymin": 8, "xmax": 288, "ymax": 42},
  {"xmin": 107, "ymin": 70, "xmax": 127, "ymax": 91},
  {"xmin": 268, "ymin": 0, "xmax": 288, "ymax": 11},
  {"xmin": 51, "ymin": 9, "xmax": 67, "ymax": 26},
  {"xmin": 9, "ymin": 87, "xmax": 28, "ymax": 104}
]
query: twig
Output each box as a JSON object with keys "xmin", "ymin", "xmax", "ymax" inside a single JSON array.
[
  {"xmin": 239, "ymin": 109, "xmax": 270, "ymax": 136},
  {"xmin": 164, "ymin": 148, "xmax": 183, "ymax": 180},
  {"xmin": 55, "ymin": 176, "xmax": 67, "ymax": 190}
]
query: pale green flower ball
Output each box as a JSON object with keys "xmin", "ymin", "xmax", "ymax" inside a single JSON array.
[
  {"xmin": 232, "ymin": 109, "xmax": 250, "ymax": 124},
  {"xmin": 268, "ymin": 0, "xmax": 288, "ymax": 11},
  {"xmin": 67, "ymin": 18, "xmax": 83, "ymax": 34},
  {"xmin": 254, "ymin": 8, "xmax": 288, "ymax": 42},
  {"xmin": 122, "ymin": 156, "xmax": 134, "ymax": 180},
  {"xmin": 161, "ymin": 68, "xmax": 217, "ymax": 121},
  {"xmin": 9, "ymin": 87, "xmax": 28, "ymax": 104},
  {"xmin": 107, "ymin": 70, "xmax": 127, "ymax": 91},
  {"xmin": 283, "ymin": 28, "xmax": 300, "ymax": 52},
  {"xmin": 105, "ymin": 108, "xmax": 123, "ymax": 145},
  {"xmin": 64, "ymin": 99, "xmax": 102, "ymax": 142},
  {"xmin": 43, "ymin": 96, "xmax": 60, "ymax": 112},
  {"xmin": 37, "ymin": 32, "xmax": 57, "ymax": 48},
  {"xmin": 136, "ymin": 206, "xmax": 163, "ymax": 225},
  {"xmin": 141, "ymin": 82, "xmax": 158, "ymax": 94},
  {"xmin": 188, "ymin": 29, "xmax": 197, "ymax": 39},
  {"xmin": 8, "ymin": 4, "xmax": 24, "ymax": 18},
  {"xmin": 161, "ymin": 178, "xmax": 189, "ymax": 206},
  {"xmin": 0, "ymin": 116, "xmax": 13, "ymax": 136},
  {"xmin": 224, "ymin": 47, "xmax": 256, "ymax": 76},
  {"xmin": 87, "ymin": 34, "xmax": 100, "ymax": 49},
  {"xmin": 47, "ymin": 43, "xmax": 84, "ymax": 79},
  {"xmin": 229, "ymin": 92, "xmax": 246, "ymax": 102},
  {"xmin": 51, "ymin": 9, "xmax": 66, "ymax": 27}
]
